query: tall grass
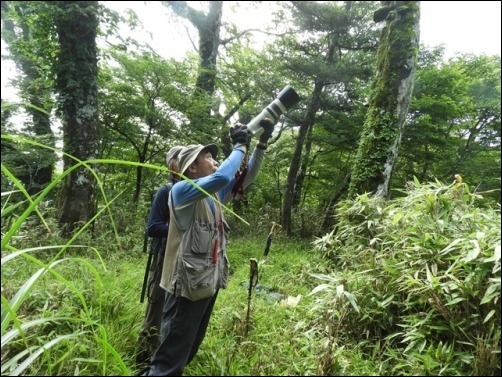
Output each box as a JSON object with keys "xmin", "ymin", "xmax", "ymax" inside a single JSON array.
[{"xmin": 1, "ymin": 134, "xmax": 176, "ymax": 375}]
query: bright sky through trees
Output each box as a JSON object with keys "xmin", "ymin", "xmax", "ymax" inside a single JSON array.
[
  {"xmin": 420, "ymin": 1, "xmax": 501, "ymax": 58},
  {"xmin": 2, "ymin": 1, "xmax": 501, "ymax": 102},
  {"xmin": 99, "ymin": 1, "xmax": 502, "ymax": 60}
]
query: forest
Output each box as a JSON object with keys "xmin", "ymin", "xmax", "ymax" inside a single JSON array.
[{"xmin": 1, "ymin": 1, "xmax": 500, "ymax": 376}]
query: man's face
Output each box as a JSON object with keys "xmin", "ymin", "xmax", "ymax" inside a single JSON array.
[{"xmin": 192, "ymin": 150, "xmax": 219, "ymax": 178}]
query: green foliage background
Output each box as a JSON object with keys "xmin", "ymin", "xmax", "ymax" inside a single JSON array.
[{"xmin": 1, "ymin": 1, "xmax": 500, "ymax": 376}]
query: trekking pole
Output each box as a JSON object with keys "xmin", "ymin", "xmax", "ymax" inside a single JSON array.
[
  {"xmin": 254, "ymin": 221, "xmax": 282, "ymax": 295},
  {"xmin": 245, "ymin": 258, "xmax": 259, "ymax": 337},
  {"xmin": 140, "ymin": 226, "xmax": 152, "ymax": 303},
  {"xmin": 263, "ymin": 221, "xmax": 282, "ymax": 258},
  {"xmin": 244, "ymin": 222, "xmax": 283, "ymax": 336},
  {"xmin": 140, "ymin": 192, "xmax": 155, "ymax": 303}
]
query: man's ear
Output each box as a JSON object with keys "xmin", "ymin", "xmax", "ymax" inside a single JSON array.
[{"xmin": 187, "ymin": 162, "xmax": 197, "ymax": 175}]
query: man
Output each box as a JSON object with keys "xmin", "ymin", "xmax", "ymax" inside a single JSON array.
[
  {"xmin": 136, "ymin": 146, "xmax": 183, "ymax": 367},
  {"xmin": 143, "ymin": 119, "xmax": 274, "ymax": 376}
]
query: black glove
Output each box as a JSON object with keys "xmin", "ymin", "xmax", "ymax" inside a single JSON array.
[
  {"xmin": 230, "ymin": 123, "xmax": 251, "ymax": 147},
  {"xmin": 259, "ymin": 118, "xmax": 275, "ymax": 143}
]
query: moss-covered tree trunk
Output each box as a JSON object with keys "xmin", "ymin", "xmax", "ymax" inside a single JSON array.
[
  {"xmin": 55, "ymin": 1, "xmax": 99, "ymax": 235},
  {"xmin": 348, "ymin": 1, "xmax": 420, "ymax": 198}
]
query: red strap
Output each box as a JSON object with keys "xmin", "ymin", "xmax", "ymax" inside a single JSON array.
[
  {"xmin": 212, "ymin": 238, "xmax": 219, "ymax": 265},
  {"xmin": 232, "ymin": 149, "xmax": 249, "ymax": 197},
  {"xmin": 232, "ymin": 166, "xmax": 248, "ymax": 197}
]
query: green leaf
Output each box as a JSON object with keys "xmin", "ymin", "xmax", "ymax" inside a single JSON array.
[
  {"xmin": 483, "ymin": 309, "xmax": 496, "ymax": 323},
  {"xmin": 464, "ymin": 240, "xmax": 481, "ymax": 262},
  {"xmin": 444, "ymin": 296, "xmax": 466, "ymax": 306}
]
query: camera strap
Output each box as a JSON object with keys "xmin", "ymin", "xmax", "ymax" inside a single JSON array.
[{"xmin": 231, "ymin": 151, "xmax": 249, "ymax": 198}]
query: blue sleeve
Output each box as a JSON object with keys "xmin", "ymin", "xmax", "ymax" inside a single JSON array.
[
  {"xmin": 243, "ymin": 146, "xmax": 265, "ymax": 187},
  {"xmin": 147, "ymin": 183, "xmax": 172, "ymax": 238},
  {"xmin": 172, "ymin": 147, "xmax": 245, "ymax": 209}
]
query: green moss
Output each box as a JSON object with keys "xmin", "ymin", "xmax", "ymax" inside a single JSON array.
[{"xmin": 349, "ymin": 1, "xmax": 419, "ymax": 197}]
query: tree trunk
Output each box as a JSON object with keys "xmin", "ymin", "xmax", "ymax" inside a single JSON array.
[
  {"xmin": 1, "ymin": 1, "xmax": 55, "ymax": 194},
  {"xmin": 282, "ymin": 81, "xmax": 322, "ymax": 236},
  {"xmin": 28, "ymin": 94, "xmax": 55, "ymax": 194},
  {"xmin": 348, "ymin": 1, "xmax": 420, "ymax": 198},
  {"xmin": 55, "ymin": 1, "xmax": 99, "ymax": 235},
  {"xmin": 320, "ymin": 173, "xmax": 351, "ymax": 234},
  {"xmin": 292, "ymin": 125, "xmax": 314, "ymax": 208},
  {"xmin": 166, "ymin": 1, "xmax": 223, "ymax": 138}
]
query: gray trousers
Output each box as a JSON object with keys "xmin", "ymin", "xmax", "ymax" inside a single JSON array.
[{"xmin": 145, "ymin": 289, "xmax": 218, "ymax": 376}]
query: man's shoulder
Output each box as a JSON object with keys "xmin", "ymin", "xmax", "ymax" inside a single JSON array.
[
  {"xmin": 158, "ymin": 182, "xmax": 174, "ymax": 192},
  {"xmin": 153, "ymin": 182, "xmax": 174, "ymax": 200}
]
